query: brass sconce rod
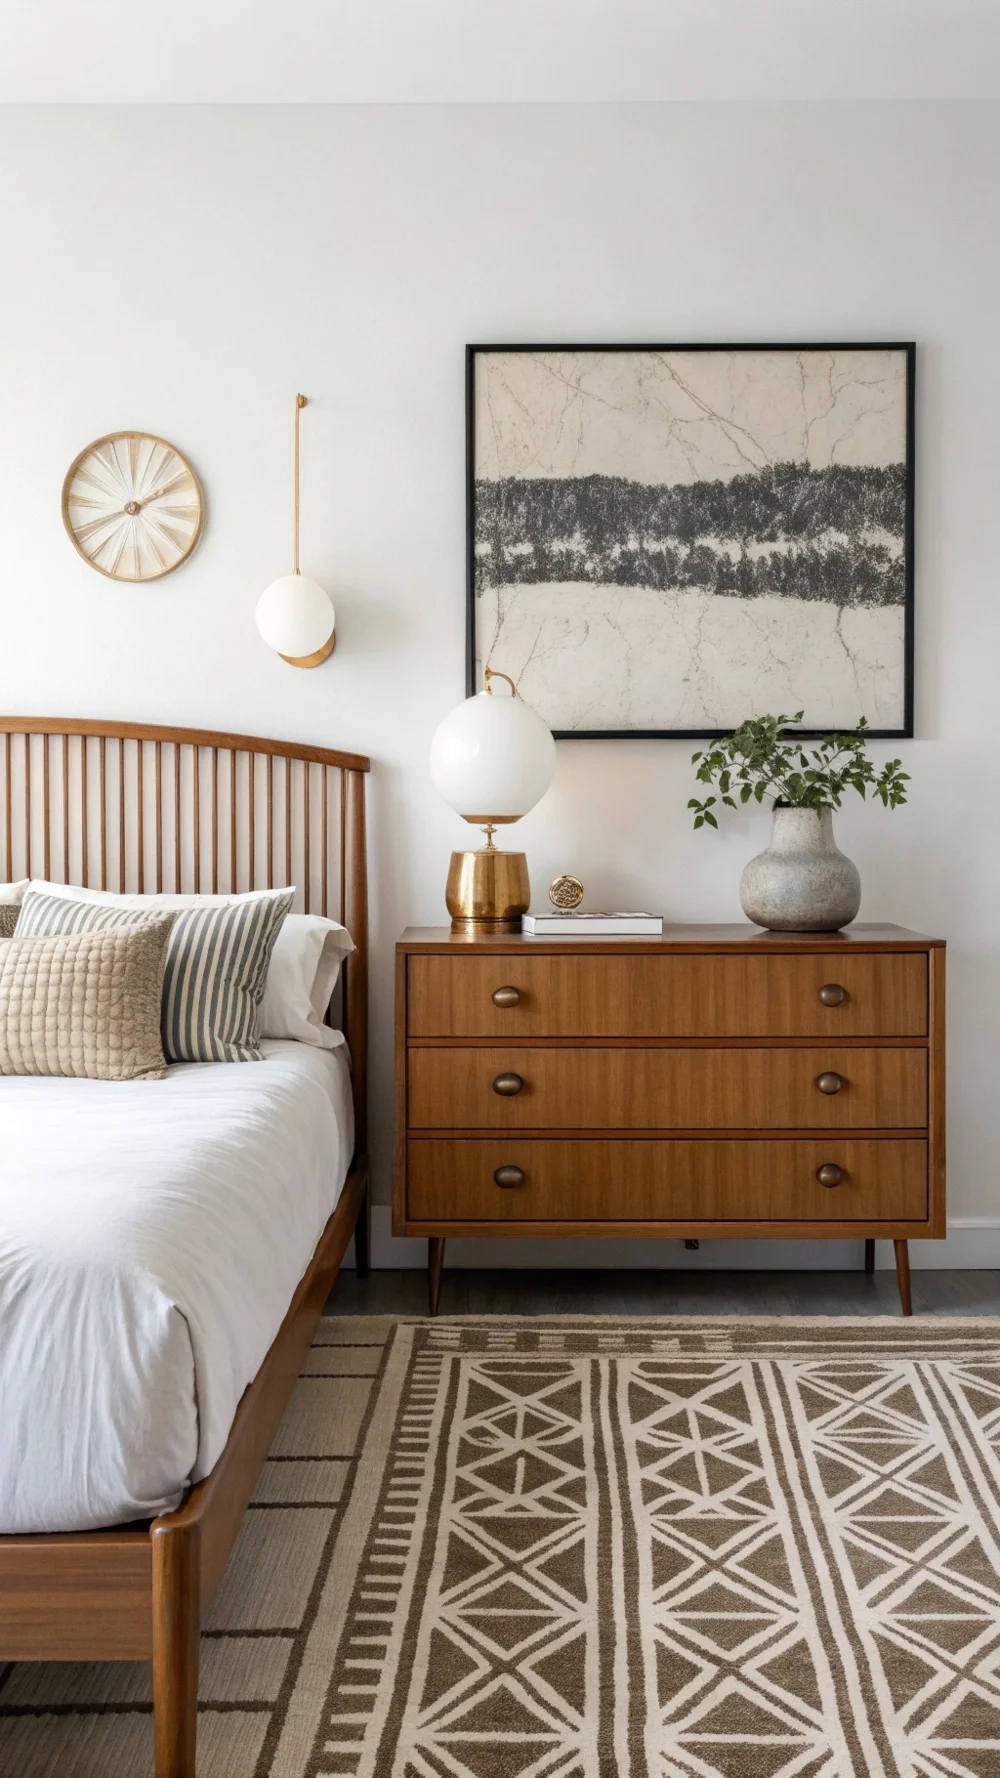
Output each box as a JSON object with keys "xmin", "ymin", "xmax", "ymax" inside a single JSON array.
[{"xmin": 293, "ymin": 393, "xmax": 307, "ymax": 576}]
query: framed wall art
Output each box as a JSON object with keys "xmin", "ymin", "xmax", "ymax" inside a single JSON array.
[{"xmin": 467, "ymin": 343, "xmax": 915, "ymax": 738}]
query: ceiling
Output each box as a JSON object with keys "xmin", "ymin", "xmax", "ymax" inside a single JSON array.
[{"xmin": 2, "ymin": 0, "xmax": 999, "ymax": 104}]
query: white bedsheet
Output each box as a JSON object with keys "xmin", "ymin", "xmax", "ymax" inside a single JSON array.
[{"xmin": 0, "ymin": 1041, "xmax": 354, "ymax": 1533}]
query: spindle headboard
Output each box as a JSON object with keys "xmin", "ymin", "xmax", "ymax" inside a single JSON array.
[{"xmin": 0, "ymin": 717, "xmax": 370, "ymax": 1144}]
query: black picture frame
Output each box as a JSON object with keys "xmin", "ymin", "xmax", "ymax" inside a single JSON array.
[{"xmin": 466, "ymin": 342, "xmax": 915, "ymax": 739}]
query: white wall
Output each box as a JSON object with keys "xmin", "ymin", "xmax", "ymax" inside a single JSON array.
[{"xmin": 1, "ymin": 103, "xmax": 997, "ymax": 1261}]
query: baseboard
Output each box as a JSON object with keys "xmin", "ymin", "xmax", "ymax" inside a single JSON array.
[{"xmin": 343, "ymin": 1209, "xmax": 1000, "ymax": 1272}]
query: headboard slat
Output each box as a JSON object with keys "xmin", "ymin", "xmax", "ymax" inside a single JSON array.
[
  {"xmin": 24, "ymin": 736, "xmax": 31, "ymax": 880},
  {"xmin": 229, "ymin": 751, "xmax": 237, "ymax": 893},
  {"xmin": 62, "ymin": 735, "xmax": 70, "ymax": 880},
  {"xmin": 211, "ymin": 749, "xmax": 218, "ymax": 894},
  {"xmin": 303, "ymin": 764, "xmax": 311, "ymax": 916},
  {"xmin": 118, "ymin": 739, "xmax": 126, "ymax": 894},
  {"xmin": 43, "ymin": 735, "xmax": 51, "ymax": 881},
  {"xmin": 285, "ymin": 757, "xmax": 292, "ymax": 886},
  {"xmin": 82, "ymin": 737, "xmax": 89, "ymax": 887},
  {"xmin": 173, "ymin": 743, "xmax": 181, "ymax": 892},
  {"xmin": 137, "ymin": 742, "xmax": 145, "ymax": 895},
  {"xmin": 266, "ymin": 756, "xmax": 274, "ymax": 890},
  {"xmin": 4, "ymin": 736, "xmax": 11, "ymax": 880},
  {"xmin": 322, "ymin": 767, "xmax": 329, "ymax": 920},
  {"xmin": 99, "ymin": 736, "xmax": 107, "ymax": 890},
  {"xmin": 155, "ymin": 741, "xmax": 163, "ymax": 893},
  {"xmin": 339, "ymin": 774, "xmax": 347, "ymax": 927},
  {"xmin": 191, "ymin": 747, "xmax": 200, "ymax": 894},
  {"xmin": 249, "ymin": 752, "xmax": 256, "ymax": 890}
]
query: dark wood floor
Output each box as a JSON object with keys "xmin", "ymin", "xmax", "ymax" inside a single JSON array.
[{"xmin": 330, "ymin": 1267, "xmax": 1000, "ymax": 1317}]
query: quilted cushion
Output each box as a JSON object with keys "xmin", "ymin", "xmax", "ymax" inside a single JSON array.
[{"xmin": 0, "ymin": 919, "xmax": 175, "ymax": 1081}]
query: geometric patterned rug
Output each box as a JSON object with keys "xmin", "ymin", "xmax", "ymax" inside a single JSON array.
[{"xmin": 5, "ymin": 1317, "xmax": 1000, "ymax": 1777}]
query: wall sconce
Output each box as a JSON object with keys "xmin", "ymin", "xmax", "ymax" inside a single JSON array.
[{"xmin": 255, "ymin": 394, "xmax": 336, "ymax": 668}]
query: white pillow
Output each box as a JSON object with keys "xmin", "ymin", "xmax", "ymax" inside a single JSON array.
[
  {"xmin": 262, "ymin": 914, "xmax": 354, "ymax": 1049},
  {"xmin": 0, "ymin": 880, "xmax": 28, "ymax": 902},
  {"xmin": 20, "ymin": 883, "xmax": 354, "ymax": 1049}
]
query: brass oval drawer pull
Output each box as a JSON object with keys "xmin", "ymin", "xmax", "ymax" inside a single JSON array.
[
  {"xmin": 494, "ymin": 1165, "xmax": 525, "ymax": 1189},
  {"xmin": 492, "ymin": 985, "xmax": 521, "ymax": 1008},
  {"xmin": 492, "ymin": 1072, "xmax": 524, "ymax": 1096},
  {"xmin": 816, "ymin": 1162, "xmax": 844, "ymax": 1188},
  {"xmin": 816, "ymin": 1071, "xmax": 845, "ymax": 1095},
  {"xmin": 819, "ymin": 983, "xmax": 846, "ymax": 1007}
]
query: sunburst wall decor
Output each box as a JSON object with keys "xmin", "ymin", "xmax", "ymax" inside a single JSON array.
[{"xmin": 62, "ymin": 431, "xmax": 203, "ymax": 582}]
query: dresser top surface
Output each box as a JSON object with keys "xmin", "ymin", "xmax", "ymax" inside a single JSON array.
[{"xmin": 399, "ymin": 923, "xmax": 944, "ymax": 954}]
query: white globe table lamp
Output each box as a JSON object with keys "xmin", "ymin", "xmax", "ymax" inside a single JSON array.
[{"xmin": 429, "ymin": 667, "xmax": 556, "ymax": 932}]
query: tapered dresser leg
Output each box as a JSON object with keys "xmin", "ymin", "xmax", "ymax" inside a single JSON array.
[
  {"xmin": 428, "ymin": 1237, "xmax": 445, "ymax": 1317},
  {"xmin": 151, "ymin": 1520, "xmax": 200, "ymax": 1778},
  {"xmin": 893, "ymin": 1239, "xmax": 913, "ymax": 1317},
  {"xmin": 864, "ymin": 1238, "xmax": 876, "ymax": 1274},
  {"xmin": 354, "ymin": 1186, "xmax": 371, "ymax": 1279}
]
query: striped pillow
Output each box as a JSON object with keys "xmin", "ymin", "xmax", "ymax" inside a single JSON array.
[{"xmin": 15, "ymin": 887, "xmax": 293, "ymax": 1063}]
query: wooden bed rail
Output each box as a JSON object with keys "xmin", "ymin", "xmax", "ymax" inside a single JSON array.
[{"xmin": 0, "ymin": 717, "xmax": 370, "ymax": 1141}]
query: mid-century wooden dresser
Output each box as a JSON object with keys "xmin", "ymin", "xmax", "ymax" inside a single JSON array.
[{"xmin": 394, "ymin": 925, "xmax": 945, "ymax": 1314}]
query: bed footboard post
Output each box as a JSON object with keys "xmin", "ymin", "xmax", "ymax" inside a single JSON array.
[{"xmin": 151, "ymin": 1517, "xmax": 201, "ymax": 1778}]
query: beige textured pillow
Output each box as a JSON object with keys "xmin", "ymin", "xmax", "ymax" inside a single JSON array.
[
  {"xmin": 0, "ymin": 918, "xmax": 175, "ymax": 1081},
  {"xmin": 0, "ymin": 905, "xmax": 18, "ymax": 939}
]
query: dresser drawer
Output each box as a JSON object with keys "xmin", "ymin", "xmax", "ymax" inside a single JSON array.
[
  {"xmin": 407, "ymin": 1138, "xmax": 928, "ymax": 1224},
  {"xmin": 407, "ymin": 953, "xmax": 927, "ymax": 1039},
  {"xmin": 408, "ymin": 1045, "xmax": 927, "ymax": 1131}
]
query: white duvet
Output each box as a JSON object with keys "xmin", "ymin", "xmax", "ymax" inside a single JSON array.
[{"xmin": 0, "ymin": 1040, "xmax": 354, "ymax": 1533}]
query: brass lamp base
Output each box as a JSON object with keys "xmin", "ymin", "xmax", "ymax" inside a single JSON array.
[{"xmin": 445, "ymin": 845, "xmax": 530, "ymax": 934}]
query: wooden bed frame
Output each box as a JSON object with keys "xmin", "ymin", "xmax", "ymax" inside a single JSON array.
[{"xmin": 0, "ymin": 718, "xmax": 371, "ymax": 1778}]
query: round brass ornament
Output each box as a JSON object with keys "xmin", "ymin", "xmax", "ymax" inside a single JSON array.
[
  {"xmin": 62, "ymin": 431, "xmax": 203, "ymax": 582},
  {"xmin": 549, "ymin": 874, "xmax": 584, "ymax": 911}
]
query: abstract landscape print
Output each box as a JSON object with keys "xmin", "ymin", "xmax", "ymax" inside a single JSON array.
[{"xmin": 468, "ymin": 345, "xmax": 914, "ymax": 737}]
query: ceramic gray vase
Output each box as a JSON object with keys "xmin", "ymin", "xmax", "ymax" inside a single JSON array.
[{"xmin": 739, "ymin": 805, "xmax": 861, "ymax": 932}]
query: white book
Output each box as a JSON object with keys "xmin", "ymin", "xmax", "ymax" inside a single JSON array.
[{"xmin": 521, "ymin": 911, "xmax": 663, "ymax": 935}]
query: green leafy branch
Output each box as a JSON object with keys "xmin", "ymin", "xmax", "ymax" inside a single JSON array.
[{"xmin": 688, "ymin": 712, "xmax": 910, "ymax": 831}]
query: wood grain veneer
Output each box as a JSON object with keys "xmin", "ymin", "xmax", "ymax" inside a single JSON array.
[
  {"xmin": 407, "ymin": 1137, "xmax": 929, "ymax": 1225},
  {"xmin": 0, "ymin": 716, "xmax": 369, "ymax": 773},
  {"xmin": 0, "ymin": 1531, "xmax": 153, "ymax": 1661},
  {"xmin": 401, "ymin": 922, "xmax": 939, "ymax": 950},
  {"xmin": 395, "ymin": 927, "xmax": 946, "ymax": 1316},
  {"xmin": 408, "ymin": 1045, "xmax": 927, "ymax": 1131},
  {"xmin": 151, "ymin": 1520, "xmax": 200, "ymax": 1778},
  {"xmin": 407, "ymin": 950, "xmax": 928, "ymax": 1039}
]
